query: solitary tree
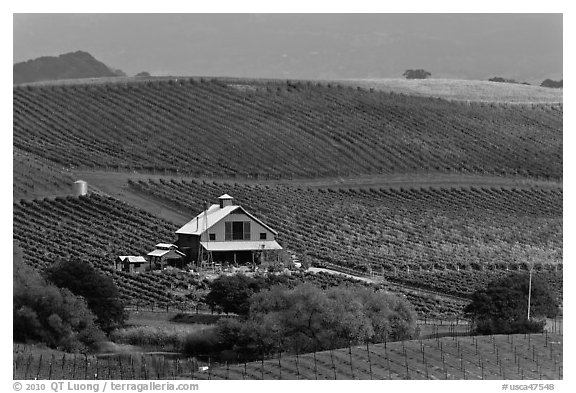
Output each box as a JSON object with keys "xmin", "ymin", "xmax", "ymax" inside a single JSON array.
[
  {"xmin": 403, "ymin": 69, "xmax": 432, "ymax": 79},
  {"xmin": 464, "ymin": 272, "xmax": 559, "ymax": 335}
]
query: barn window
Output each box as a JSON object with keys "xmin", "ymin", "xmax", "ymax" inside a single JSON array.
[
  {"xmin": 260, "ymin": 233, "xmax": 267, "ymax": 240},
  {"xmin": 225, "ymin": 221, "xmax": 251, "ymax": 240},
  {"xmin": 209, "ymin": 233, "xmax": 216, "ymax": 241}
]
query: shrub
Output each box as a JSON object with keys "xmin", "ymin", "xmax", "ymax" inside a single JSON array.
[
  {"xmin": 13, "ymin": 243, "xmax": 105, "ymax": 351},
  {"xmin": 182, "ymin": 326, "xmax": 223, "ymax": 356},
  {"xmin": 46, "ymin": 259, "xmax": 127, "ymax": 332},
  {"xmin": 110, "ymin": 326, "xmax": 192, "ymax": 350}
]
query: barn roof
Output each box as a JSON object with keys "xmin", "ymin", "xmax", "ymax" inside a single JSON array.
[
  {"xmin": 118, "ymin": 256, "xmax": 146, "ymax": 263},
  {"xmin": 176, "ymin": 202, "xmax": 278, "ymax": 236},
  {"xmin": 200, "ymin": 240, "xmax": 282, "ymax": 252}
]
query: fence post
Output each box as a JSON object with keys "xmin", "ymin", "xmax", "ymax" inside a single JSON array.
[
  {"xmin": 84, "ymin": 353, "xmax": 88, "ymax": 380},
  {"xmin": 366, "ymin": 341, "xmax": 373, "ymax": 380},
  {"xmin": 119, "ymin": 356, "xmax": 124, "ymax": 380},
  {"xmin": 278, "ymin": 350, "xmax": 282, "ymax": 380},
  {"xmin": 107, "ymin": 358, "xmax": 112, "ymax": 380},
  {"xmin": 70, "ymin": 354, "xmax": 76, "ymax": 380},
  {"xmin": 191, "ymin": 358, "xmax": 195, "ymax": 380},
  {"xmin": 348, "ymin": 342, "xmax": 355, "ymax": 380},
  {"xmin": 36, "ymin": 354, "xmax": 43, "ymax": 380},
  {"xmin": 48, "ymin": 354, "xmax": 54, "ymax": 380},
  {"xmin": 61, "ymin": 354, "xmax": 66, "ymax": 377},
  {"xmin": 330, "ymin": 350, "xmax": 337, "ymax": 380},
  {"xmin": 24, "ymin": 353, "xmax": 32, "ymax": 380},
  {"xmin": 143, "ymin": 356, "xmax": 148, "ymax": 380},
  {"xmin": 295, "ymin": 350, "xmax": 300, "ymax": 380},
  {"xmin": 313, "ymin": 351, "xmax": 318, "ymax": 380}
]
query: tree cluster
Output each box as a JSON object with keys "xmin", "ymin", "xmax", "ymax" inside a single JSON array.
[
  {"xmin": 488, "ymin": 77, "xmax": 530, "ymax": 85},
  {"xmin": 46, "ymin": 259, "xmax": 127, "ymax": 333},
  {"xmin": 189, "ymin": 281, "xmax": 417, "ymax": 360},
  {"xmin": 540, "ymin": 79, "xmax": 562, "ymax": 88},
  {"xmin": 204, "ymin": 273, "xmax": 293, "ymax": 316},
  {"xmin": 464, "ymin": 272, "xmax": 559, "ymax": 335},
  {"xmin": 13, "ymin": 245, "xmax": 105, "ymax": 351},
  {"xmin": 403, "ymin": 69, "xmax": 431, "ymax": 79}
]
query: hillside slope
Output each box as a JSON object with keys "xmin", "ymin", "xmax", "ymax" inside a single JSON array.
[
  {"xmin": 13, "ymin": 78, "xmax": 562, "ymax": 181},
  {"xmin": 128, "ymin": 180, "xmax": 563, "ymax": 300}
]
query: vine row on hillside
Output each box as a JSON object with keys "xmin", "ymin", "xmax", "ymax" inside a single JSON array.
[
  {"xmin": 14, "ymin": 194, "xmax": 469, "ymax": 316},
  {"xmin": 13, "ymin": 79, "xmax": 562, "ymax": 180},
  {"xmin": 129, "ymin": 179, "xmax": 563, "ymax": 300}
]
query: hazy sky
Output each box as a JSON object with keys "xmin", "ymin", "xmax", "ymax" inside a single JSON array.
[{"xmin": 13, "ymin": 14, "xmax": 563, "ymax": 83}]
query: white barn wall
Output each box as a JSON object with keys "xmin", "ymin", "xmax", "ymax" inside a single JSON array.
[{"xmin": 201, "ymin": 211, "xmax": 276, "ymax": 243}]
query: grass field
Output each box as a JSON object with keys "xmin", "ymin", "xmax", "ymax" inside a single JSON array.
[
  {"xmin": 13, "ymin": 331, "xmax": 563, "ymax": 380},
  {"xmin": 341, "ymin": 78, "xmax": 562, "ymax": 103}
]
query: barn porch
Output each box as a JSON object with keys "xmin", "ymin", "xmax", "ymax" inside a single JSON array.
[{"xmin": 199, "ymin": 240, "xmax": 282, "ymax": 266}]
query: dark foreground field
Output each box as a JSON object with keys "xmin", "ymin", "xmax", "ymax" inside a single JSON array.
[{"xmin": 14, "ymin": 331, "xmax": 563, "ymax": 380}]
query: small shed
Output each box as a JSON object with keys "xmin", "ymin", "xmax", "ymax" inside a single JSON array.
[
  {"xmin": 116, "ymin": 256, "xmax": 147, "ymax": 273},
  {"xmin": 147, "ymin": 247, "xmax": 186, "ymax": 269}
]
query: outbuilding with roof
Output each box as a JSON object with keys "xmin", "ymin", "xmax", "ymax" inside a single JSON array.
[{"xmin": 147, "ymin": 243, "xmax": 186, "ymax": 269}]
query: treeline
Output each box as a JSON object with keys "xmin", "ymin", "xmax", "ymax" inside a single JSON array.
[{"xmin": 488, "ymin": 76, "xmax": 563, "ymax": 88}]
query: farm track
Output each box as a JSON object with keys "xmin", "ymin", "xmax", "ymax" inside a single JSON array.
[
  {"xmin": 13, "ymin": 332, "xmax": 563, "ymax": 380},
  {"xmin": 307, "ymin": 266, "xmax": 471, "ymax": 303},
  {"xmin": 63, "ymin": 169, "xmax": 562, "ymax": 225}
]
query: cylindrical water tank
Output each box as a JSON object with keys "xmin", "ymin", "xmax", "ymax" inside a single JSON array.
[{"xmin": 73, "ymin": 180, "xmax": 88, "ymax": 196}]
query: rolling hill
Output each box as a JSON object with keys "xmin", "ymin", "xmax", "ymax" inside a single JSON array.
[
  {"xmin": 13, "ymin": 77, "xmax": 562, "ymax": 195},
  {"xmin": 11, "ymin": 76, "xmax": 563, "ymax": 319}
]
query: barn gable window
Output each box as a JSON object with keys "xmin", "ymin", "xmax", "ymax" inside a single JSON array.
[
  {"xmin": 260, "ymin": 233, "xmax": 267, "ymax": 240},
  {"xmin": 225, "ymin": 221, "xmax": 251, "ymax": 240},
  {"xmin": 209, "ymin": 233, "xmax": 216, "ymax": 241}
]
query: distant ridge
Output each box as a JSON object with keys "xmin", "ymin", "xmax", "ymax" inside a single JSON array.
[{"xmin": 13, "ymin": 51, "xmax": 124, "ymax": 84}]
